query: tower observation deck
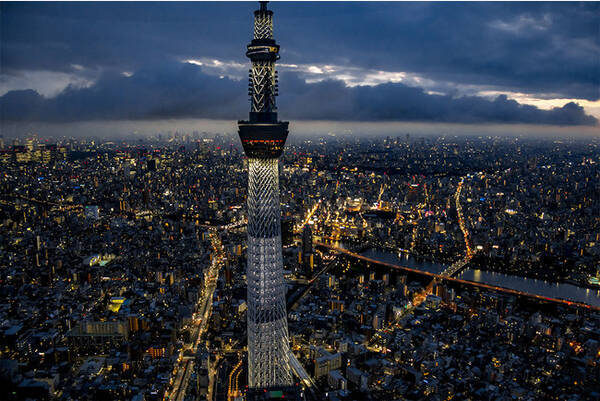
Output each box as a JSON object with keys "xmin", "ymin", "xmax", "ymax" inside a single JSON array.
[
  {"xmin": 238, "ymin": 1, "xmax": 289, "ymax": 159},
  {"xmin": 238, "ymin": 1, "xmax": 295, "ymax": 394}
]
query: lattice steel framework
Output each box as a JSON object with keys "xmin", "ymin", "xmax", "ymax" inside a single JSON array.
[
  {"xmin": 253, "ymin": 10, "xmax": 273, "ymax": 40},
  {"xmin": 246, "ymin": 158, "xmax": 292, "ymax": 387},
  {"xmin": 238, "ymin": 1, "xmax": 293, "ymax": 390},
  {"xmin": 247, "ymin": 2, "xmax": 278, "ymax": 114},
  {"xmin": 250, "ymin": 61, "xmax": 277, "ymax": 113}
]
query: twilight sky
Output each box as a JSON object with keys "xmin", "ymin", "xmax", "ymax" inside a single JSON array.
[{"xmin": 1, "ymin": 1, "xmax": 599, "ymax": 137}]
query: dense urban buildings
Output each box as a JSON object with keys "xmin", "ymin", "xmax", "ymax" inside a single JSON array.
[{"xmin": 0, "ymin": 131, "xmax": 598, "ymax": 401}]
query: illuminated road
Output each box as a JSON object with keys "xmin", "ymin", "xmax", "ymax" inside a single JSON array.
[
  {"xmin": 368, "ymin": 274, "xmax": 436, "ymax": 350},
  {"xmin": 288, "ymin": 255, "xmax": 340, "ymax": 311},
  {"xmin": 455, "ymin": 179, "xmax": 474, "ymax": 259},
  {"xmin": 1, "ymin": 194, "xmax": 83, "ymax": 212},
  {"xmin": 169, "ymin": 359, "xmax": 194, "ymax": 401},
  {"xmin": 165, "ymin": 229, "xmax": 224, "ymax": 401},
  {"xmin": 234, "ymin": 366, "xmax": 243, "ymax": 398},
  {"xmin": 207, "ymin": 355, "xmax": 222, "ymax": 401},
  {"xmin": 226, "ymin": 355, "xmax": 243, "ymax": 401},
  {"xmin": 301, "ymin": 200, "xmax": 321, "ymax": 229},
  {"xmin": 439, "ymin": 179, "xmax": 474, "ymax": 278}
]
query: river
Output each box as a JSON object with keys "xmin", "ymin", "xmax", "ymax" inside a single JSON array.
[{"xmin": 359, "ymin": 247, "xmax": 600, "ymax": 307}]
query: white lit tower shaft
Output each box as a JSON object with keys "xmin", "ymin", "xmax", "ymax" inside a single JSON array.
[{"xmin": 238, "ymin": 1, "xmax": 293, "ymax": 389}]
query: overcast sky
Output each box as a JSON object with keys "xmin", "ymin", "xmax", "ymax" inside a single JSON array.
[{"xmin": 1, "ymin": 1, "xmax": 599, "ymax": 138}]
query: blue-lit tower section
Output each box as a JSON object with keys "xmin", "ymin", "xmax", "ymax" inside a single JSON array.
[{"xmin": 238, "ymin": 1, "xmax": 293, "ymax": 390}]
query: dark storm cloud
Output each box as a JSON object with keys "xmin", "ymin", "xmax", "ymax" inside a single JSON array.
[
  {"xmin": 283, "ymin": 2, "xmax": 600, "ymax": 100},
  {"xmin": 1, "ymin": 2, "xmax": 598, "ymax": 101},
  {"xmin": 278, "ymin": 73, "xmax": 596, "ymax": 125},
  {"xmin": 0, "ymin": 2, "xmax": 251, "ymax": 74},
  {"xmin": 1, "ymin": 63, "xmax": 596, "ymax": 125},
  {"xmin": 1, "ymin": 62, "xmax": 247, "ymax": 121}
]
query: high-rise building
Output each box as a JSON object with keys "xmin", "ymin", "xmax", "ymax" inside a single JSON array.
[
  {"xmin": 302, "ymin": 225, "xmax": 313, "ymax": 256},
  {"xmin": 281, "ymin": 217, "xmax": 294, "ymax": 247},
  {"xmin": 301, "ymin": 225, "xmax": 314, "ymax": 277},
  {"xmin": 238, "ymin": 1, "xmax": 293, "ymax": 392}
]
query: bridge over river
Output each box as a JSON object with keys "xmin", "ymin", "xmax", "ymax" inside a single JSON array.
[{"xmin": 315, "ymin": 242, "xmax": 600, "ymax": 312}]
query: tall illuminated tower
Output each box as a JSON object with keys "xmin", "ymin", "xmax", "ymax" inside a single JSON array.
[{"xmin": 238, "ymin": 1, "xmax": 293, "ymax": 390}]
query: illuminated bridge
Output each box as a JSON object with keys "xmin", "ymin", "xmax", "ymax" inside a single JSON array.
[
  {"xmin": 441, "ymin": 257, "xmax": 470, "ymax": 278},
  {"xmin": 314, "ymin": 242, "xmax": 600, "ymax": 312}
]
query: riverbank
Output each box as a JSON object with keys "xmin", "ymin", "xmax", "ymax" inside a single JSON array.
[{"xmin": 358, "ymin": 247, "xmax": 600, "ymax": 308}]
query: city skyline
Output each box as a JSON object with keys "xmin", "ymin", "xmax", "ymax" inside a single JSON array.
[
  {"xmin": 1, "ymin": 131, "xmax": 598, "ymax": 401},
  {"xmin": 1, "ymin": 2, "xmax": 599, "ymax": 139},
  {"xmin": 0, "ymin": 2, "xmax": 599, "ymax": 401}
]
